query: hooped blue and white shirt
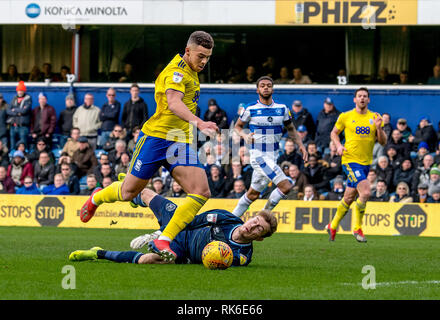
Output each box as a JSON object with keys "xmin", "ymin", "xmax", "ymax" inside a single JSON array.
[{"xmin": 240, "ymin": 100, "xmax": 291, "ymax": 156}]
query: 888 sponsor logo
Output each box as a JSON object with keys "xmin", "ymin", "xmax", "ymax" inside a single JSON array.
[{"xmin": 355, "ymin": 126, "xmax": 371, "ymax": 135}]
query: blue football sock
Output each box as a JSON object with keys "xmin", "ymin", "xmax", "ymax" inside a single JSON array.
[
  {"xmin": 131, "ymin": 193, "xmax": 147, "ymax": 207},
  {"xmin": 97, "ymin": 250, "xmax": 143, "ymax": 264}
]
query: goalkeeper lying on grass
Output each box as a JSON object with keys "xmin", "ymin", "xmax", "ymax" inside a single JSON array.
[{"xmin": 69, "ymin": 188, "xmax": 277, "ymax": 266}]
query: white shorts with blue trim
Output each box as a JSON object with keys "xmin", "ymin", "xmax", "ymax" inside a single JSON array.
[{"xmin": 249, "ymin": 150, "xmax": 288, "ymax": 192}]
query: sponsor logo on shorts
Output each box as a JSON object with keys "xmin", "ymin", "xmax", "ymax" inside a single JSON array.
[
  {"xmin": 207, "ymin": 213, "xmax": 218, "ymax": 223},
  {"xmin": 134, "ymin": 159, "xmax": 142, "ymax": 171}
]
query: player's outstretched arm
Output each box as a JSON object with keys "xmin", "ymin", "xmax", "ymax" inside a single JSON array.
[
  {"xmin": 166, "ymin": 89, "xmax": 217, "ymax": 137},
  {"xmin": 331, "ymin": 127, "xmax": 346, "ymax": 156},
  {"xmin": 234, "ymin": 118, "xmax": 254, "ymax": 144}
]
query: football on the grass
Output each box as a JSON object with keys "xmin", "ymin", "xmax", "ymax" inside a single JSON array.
[{"xmin": 201, "ymin": 241, "xmax": 233, "ymax": 270}]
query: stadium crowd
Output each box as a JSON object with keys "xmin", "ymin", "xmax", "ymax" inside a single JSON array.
[{"xmin": 1, "ymin": 79, "xmax": 440, "ymax": 204}]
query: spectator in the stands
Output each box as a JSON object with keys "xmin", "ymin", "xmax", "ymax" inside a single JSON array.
[
  {"xmin": 16, "ymin": 175, "xmax": 40, "ymax": 195},
  {"xmin": 109, "ymin": 139, "xmax": 127, "ymax": 166},
  {"xmin": 375, "ymin": 67, "xmax": 393, "ymax": 84},
  {"xmin": 274, "ymin": 66, "xmax": 291, "ymax": 84},
  {"xmin": 277, "ymin": 138, "xmax": 304, "ymax": 170},
  {"xmin": 261, "ymin": 56, "xmax": 276, "ymax": 78},
  {"xmin": 28, "ymin": 66, "xmax": 43, "ymax": 82},
  {"xmin": 435, "ymin": 141, "xmax": 440, "ymax": 164},
  {"xmin": 303, "ymin": 184, "xmax": 319, "ymax": 201},
  {"xmin": 122, "ymin": 83, "xmax": 149, "ymax": 136},
  {"xmin": 27, "ymin": 138, "xmax": 55, "ymax": 165},
  {"xmin": 375, "ymin": 155, "xmax": 394, "ymax": 192},
  {"xmin": 409, "ymin": 116, "xmax": 438, "ymax": 152},
  {"xmin": 226, "ymin": 179, "xmax": 247, "ymax": 199},
  {"xmin": 0, "ymin": 140, "xmax": 9, "ymax": 169},
  {"xmin": 392, "ymin": 158, "xmax": 415, "ymax": 191},
  {"xmin": 389, "ymin": 181, "xmax": 413, "ymax": 203},
  {"xmin": 5, "ymin": 64, "xmax": 21, "ymax": 82},
  {"xmin": 0, "ymin": 166, "xmax": 16, "ymax": 194},
  {"xmin": 98, "ymin": 88, "xmax": 121, "ymax": 148},
  {"xmin": 303, "ymin": 154, "xmax": 327, "ymax": 192},
  {"xmin": 151, "ymin": 177, "xmax": 167, "ymax": 196},
  {"xmin": 166, "ymin": 180, "xmax": 186, "ymax": 198},
  {"xmin": 289, "ymin": 67, "xmax": 312, "ymax": 84},
  {"xmin": 72, "ymin": 136, "xmax": 98, "ymax": 178},
  {"xmin": 427, "ymin": 166, "xmax": 440, "ymax": 197},
  {"xmin": 413, "ymin": 142, "xmax": 430, "ymax": 169},
  {"xmin": 203, "ymin": 99, "xmax": 228, "ymax": 130},
  {"xmin": 118, "ymin": 63, "xmax": 136, "ymax": 83},
  {"xmin": 412, "ymin": 182, "xmax": 432, "ymax": 203},
  {"xmin": 7, "ymin": 81, "xmax": 32, "ymax": 149},
  {"xmin": 384, "ymin": 145, "xmax": 402, "ymax": 170},
  {"xmin": 427, "ymin": 65, "xmax": 440, "ymax": 85},
  {"xmin": 372, "ymin": 141, "xmax": 385, "ymax": 168},
  {"xmin": 224, "ymin": 157, "xmax": 245, "ymax": 194},
  {"xmin": 382, "ymin": 113, "xmax": 393, "ymax": 141},
  {"xmin": 428, "ymin": 186, "xmax": 440, "ymax": 203},
  {"xmin": 322, "ymin": 140, "xmax": 342, "ymax": 181},
  {"xmin": 58, "ymin": 94, "xmax": 77, "ymax": 142},
  {"xmin": 387, "ymin": 129, "xmax": 411, "ymax": 159},
  {"xmin": 127, "ymin": 126, "xmax": 141, "ymax": 156},
  {"xmin": 395, "ymin": 118, "xmax": 412, "ymax": 143},
  {"xmin": 288, "ymin": 164, "xmax": 308, "ymax": 195},
  {"xmin": 0, "ymin": 93, "xmax": 9, "ymax": 148},
  {"xmin": 30, "ymin": 93, "xmax": 56, "ymax": 146},
  {"xmin": 297, "ymin": 125, "xmax": 312, "ymax": 147},
  {"xmin": 60, "ymin": 163, "xmax": 80, "ymax": 195},
  {"xmin": 8, "ymin": 150, "xmax": 33, "ymax": 187},
  {"xmin": 42, "ymin": 173, "xmax": 70, "ymax": 195},
  {"xmin": 325, "ymin": 176, "xmax": 345, "ymax": 201},
  {"xmin": 208, "ymin": 164, "xmax": 225, "ymax": 198},
  {"xmin": 229, "ymin": 103, "xmax": 247, "ymax": 133},
  {"xmin": 33, "ymin": 151, "xmax": 56, "ymax": 189},
  {"xmin": 396, "ymin": 70, "xmax": 410, "ymax": 85},
  {"xmin": 42, "ymin": 63, "xmax": 58, "ymax": 82},
  {"xmin": 367, "ymin": 168, "xmax": 378, "ymax": 191},
  {"xmin": 290, "ymin": 100, "xmax": 316, "ymax": 139},
  {"xmin": 60, "ymin": 66, "xmax": 71, "ymax": 82},
  {"xmin": 94, "ymin": 162, "xmax": 115, "ymax": 185},
  {"xmin": 242, "ymin": 65, "xmax": 258, "ymax": 84},
  {"xmin": 102, "ymin": 176, "xmax": 113, "ymax": 188},
  {"xmin": 103, "ymin": 124, "xmax": 126, "ymax": 152},
  {"xmin": 115, "ymin": 152, "xmax": 130, "ymax": 177},
  {"xmin": 411, "ymin": 153, "xmax": 434, "ymax": 193},
  {"xmin": 315, "ymin": 97, "xmax": 340, "ymax": 151},
  {"xmin": 306, "ymin": 141, "xmax": 322, "ymax": 160},
  {"xmin": 73, "ymin": 93, "xmax": 101, "ymax": 150},
  {"xmin": 80, "ymin": 174, "xmax": 99, "ymax": 196},
  {"xmin": 370, "ymin": 179, "xmax": 390, "ymax": 202},
  {"xmin": 61, "ymin": 127, "xmax": 80, "ymax": 158}
]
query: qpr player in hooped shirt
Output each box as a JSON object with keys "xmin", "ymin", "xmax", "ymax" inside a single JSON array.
[{"xmin": 232, "ymin": 76, "xmax": 308, "ymax": 218}]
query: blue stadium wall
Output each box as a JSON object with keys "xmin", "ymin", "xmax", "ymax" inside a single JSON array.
[{"xmin": 0, "ymin": 84, "xmax": 439, "ymax": 132}]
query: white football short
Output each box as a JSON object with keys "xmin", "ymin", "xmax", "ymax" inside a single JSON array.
[{"xmin": 249, "ymin": 151, "xmax": 288, "ymax": 193}]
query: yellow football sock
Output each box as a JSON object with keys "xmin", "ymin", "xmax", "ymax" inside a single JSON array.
[
  {"xmin": 331, "ymin": 199, "xmax": 350, "ymax": 230},
  {"xmin": 353, "ymin": 198, "xmax": 366, "ymax": 231},
  {"xmin": 92, "ymin": 181, "xmax": 124, "ymax": 206},
  {"xmin": 161, "ymin": 194, "xmax": 208, "ymax": 241}
]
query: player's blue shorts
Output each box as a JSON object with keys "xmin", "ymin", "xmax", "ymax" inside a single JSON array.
[
  {"xmin": 342, "ymin": 162, "xmax": 370, "ymax": 188},
  {"xmin": 128, "ymin": 132, "xmax": 202, "ymax": 180},
  {"xmin": 148, "ymin": 194, "xmax": 187, "ymax": 263}
]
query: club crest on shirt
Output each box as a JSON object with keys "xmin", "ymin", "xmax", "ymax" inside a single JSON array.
[
  {"xmin": 173, "ymin": 72, "xmax": 184, "ymax": 83},
  {"xmin": 370, "ymin": 119, "xmax": 374, "ymax": 125}
]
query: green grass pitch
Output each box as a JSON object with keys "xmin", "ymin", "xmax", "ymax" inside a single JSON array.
[{"xmin": 1, "ymin": 226, "xmax": 439, "ymax": 300}]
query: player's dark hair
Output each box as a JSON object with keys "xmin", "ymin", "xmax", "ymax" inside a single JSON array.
[
  {"xmin": 355, "ymin": 87, "xmax": 370, "ymax": 97},
  {"xmin": 256, "ymin": 76, "xmax": 274, "ymax": 88},
  {"xmin": 257, "ymin": 210, "xmax": 278, "ymax": 238},
  {"xmin": 187, "ymin": 31, "xmax": 214, "ymax": 49}
]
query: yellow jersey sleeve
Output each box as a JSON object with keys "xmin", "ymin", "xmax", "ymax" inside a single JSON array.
[
  {"xmin": 334, "ymin": 112, "xmax": 346, "ymax": 132},
  {"xmin": 163, "ymin": 68, "xmax": 186, "ymax": 95}
]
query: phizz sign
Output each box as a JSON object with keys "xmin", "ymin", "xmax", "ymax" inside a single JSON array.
[{"xmin": 17, "ymin": 1, "xmax": 143, "ymax": 24}]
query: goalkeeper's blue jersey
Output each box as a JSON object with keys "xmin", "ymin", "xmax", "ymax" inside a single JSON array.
[{"xmin": 149, "ymin": 195, "xmax": 253, "ymax": 267}]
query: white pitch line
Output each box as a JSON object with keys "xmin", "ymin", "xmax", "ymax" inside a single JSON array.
[{"xmin": 341, "ymin": 280, "xmax": 440, "ymax": 287}]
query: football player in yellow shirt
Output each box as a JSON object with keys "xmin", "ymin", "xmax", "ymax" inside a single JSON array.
[
  {"xmin": 326, "ymin": 87, "xmax": 387, "ymax": 242},
  {"xmin": 80, "ymin": 31, "xmax": 218, "ymax": 262}
]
